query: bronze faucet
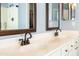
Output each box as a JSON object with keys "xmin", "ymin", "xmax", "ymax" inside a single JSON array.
[
  {"xmin": 54, "ymin": 28, "xmax": 61, "ymax": 36},
  {"xmin": 19, "ymin": 33, "xmax": 32, "ymax": 46}
]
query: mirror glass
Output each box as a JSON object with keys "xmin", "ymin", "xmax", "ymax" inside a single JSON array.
[
  {"xmin": 62, "ymin": 3, "xmax": 69, "ymax": 21},
  {"xmin": 70, "ymin": 3, "xmax": 76, "ymax": 20},
  {"xmin": 46, "ymin": 3, "xmax": 60, "ymax": 30},
  {"xmin": 0, "ymin": 3, "xmax": 36, "ymax": 30},
  {"xmin": 62, "ymin": 3, "xmax": 76, "ymax": 21}
]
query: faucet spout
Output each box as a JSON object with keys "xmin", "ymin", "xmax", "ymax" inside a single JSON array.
[
  {"xmin": 54, "ymin": 28, "xmax": 62, "ymax": 37},
  {"xmin": 24, "ymin": 33, "xmax": 32, "ymax": 45}
]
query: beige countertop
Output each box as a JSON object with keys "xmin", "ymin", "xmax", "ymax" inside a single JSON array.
[{"xmin": 0, "ymin": 30, "xmax": 79, "ymax": 56}]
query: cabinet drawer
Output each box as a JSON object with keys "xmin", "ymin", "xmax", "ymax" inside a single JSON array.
[
  {"xmin": 74, "ymin": 39, "xmax": 79, "ymax": 50},
  {"xmin": 68, "ymin": 39, "xmax": 75, "ymax": 51},
  {"xmin": 61, "ymin": 43, "xmax": 69, "ymax": 56}
]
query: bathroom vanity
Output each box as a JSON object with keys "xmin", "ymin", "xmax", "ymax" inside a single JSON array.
[
  {"xmin": 0, "ymin": 31, "xmax": 79, "ymax": 56},
  {"xmin": 0, "ymin": 3, "xmax": 78, "ymax": 56}
]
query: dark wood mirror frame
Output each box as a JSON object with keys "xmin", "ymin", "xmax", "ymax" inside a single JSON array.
[
  {"xmin": 46, "ymin": 3, "xmax": 60, "ymax": 31},
  {"xmin": 0, "ymin": 3, "xmax": 36, "ymax": 36},
  {"xmin": 62, "ymin": 3, "xmax": 69, "ymax": 20},
  {"xmin": 70, "ymin": 4, "xmax": 72, "ymax": 20}
]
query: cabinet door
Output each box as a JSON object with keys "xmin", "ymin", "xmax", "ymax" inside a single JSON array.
[
  {"xmin": 75, "ymin": 38, "xmax": 79, "ymax": 56},
  {"xmin": 76, "ymin": 38, "xmax": 79, "ymax": 56},
  {"xmin": 69, "ymin": 49, "xmax": 76, "ymax": 56},
  {"xmin": 74, "ymin": 47, "xmax": 79, "ymax": 56},
  {"xmin": 61, "ymin": 43, "xmax": 69, "ymax": 56},
  {"xmin": 68, "ymin": 39, "xmax": 76, "ymax": 56}
]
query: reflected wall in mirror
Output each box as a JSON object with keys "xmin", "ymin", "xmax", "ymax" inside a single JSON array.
[
  {"xmin": 46, "ymin": 3, "xmax": 60, "ymax": 30},
  {"xmin": 62, "ymin": 3, "xmax": 69, "ymax": 21},
  {"xmin": 62, "ymin": 3, "xmax": 76, "ymax": 21},
  {"xmin": 0, "ymin": 3, "xmax": 36, "ymax": 36},
  {"xmin": 70, "ymin": 3, "xmax": 76, "ymax": 20}
]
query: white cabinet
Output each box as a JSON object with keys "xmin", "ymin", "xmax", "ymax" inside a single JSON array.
[
  {"xmin": 46, "ymin": 37, "xmax": 79, "ymax": 56},
  {"xmin": 60, "ymin": 39, "xmax": 78, "ymax": 56},
  {"xmin": 61, "ymin": 39, "xmax": 79, "ymax": 56},
  {"xmin": 61, "ymin": 43, "xmax": 69, "ymax": 56},
  {"xmin": 68, "ymin": 39, "xmax": 76, "ymax": 56},
  {"xmin": 74, "ymin": 38, "xmax": 79, "ymax": 56},
  {"xmin": 76, "ymin": 47, "xmax": 79, "ymax": 56},
  {"xmin": 69, "ymin": 49, "xmax": 76, "ymax": 56}
]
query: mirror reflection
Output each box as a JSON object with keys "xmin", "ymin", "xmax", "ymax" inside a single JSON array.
[
  {"xmin": 70, "ymin": 3, "xmax": 76, "ymax": 20},
  {"xmin": 62, "ymin": 3, "xmax": 76, "ymax": 21},
  {"xmin": 0, "ymin": 3, "xmax": 35, "ymax": 30},
  {"xmin": 46, "ymin": 3, "xmax": 60, "ymax": 30},
  {"xmin": 48, "ymin": 3, "xmax": 59, "ymax": 27},
  {"xmin": 62, "ymin": 3, "xmax": 69, "ymax": 21}
]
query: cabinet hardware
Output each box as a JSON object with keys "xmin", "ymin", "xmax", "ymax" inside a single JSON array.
[
  {"xmin": 65, "ymin": 50, "xmax": 68, "ymax": 52},
  {"xmin": 75, "ymin": 47, "xmax": 78, "ymax": 50},
  {"xmin": 71, "ymin": 45, "xmax": 73, "ymax": 47},
  {"xmin": 75, "ymin": 41, "xmax": 78, "ymax": 43}
]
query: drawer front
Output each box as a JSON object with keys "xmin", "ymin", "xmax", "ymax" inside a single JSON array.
[
  {"xmin": 74, "ymin": 39, "xmax": 79, "ymax": 49},
  {"xmin": 68, "ymin": 39, "xmax": 75, "ymax": 51},
  {"xmin": 61, "ymin": 43, "xmax": 69, "ymax": 56}
]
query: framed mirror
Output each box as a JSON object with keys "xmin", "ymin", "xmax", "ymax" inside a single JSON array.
[
  {"xmin": 70, "ymin": 3, "xmax": 76, "ymax": 20},
  {"xmin": 62, "ymin": 3, "xmax": 69, "ymax": 21},
  {"xmin": 62, "ymin": 3, "xmax": 76, "ymax": 21},
  {"xmin": 0, "ymin": 3, "xmax": 36, "ymax": 36},
  {"xmin": 46, "ymin": 3, "xmax": 60, "ymax": 30}
]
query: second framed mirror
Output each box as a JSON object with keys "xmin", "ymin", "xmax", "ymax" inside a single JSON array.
[{"xmin": 46, "ymin": 3, "xmax": 60, "ymax": 30}]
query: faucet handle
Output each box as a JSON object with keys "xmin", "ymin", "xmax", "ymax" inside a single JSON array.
[
  {"xmin": 56, "ymin": 28, "xmax": 62, "ymax": 32},
  {"xmin": 54, "ymin": 31, "xmax": 58, "ymax": 37},
  {"xmin": 25, "ymin": 33, "xmax": 32, "ymax": 40},
  {"xmin": 19, "ymin": 39, "xmax": 24, "ymax": 46},
  {"xmin": 19, "ymin": 39, "xmax": 23, "ymax": 41},
  {"xmin": 54, "ymin": 28, "xmax": 61, "ymax": 37},
  {"xmin": 26, "ymin": 39, "xmax": 30, "ymax": 44},
  {"xmin": 25, "ymin": 33, "xmax": 32, "ymax": 44},
  {"xmin": 27, "ymin": 33, "xmax": 32, "ymax": 39}
]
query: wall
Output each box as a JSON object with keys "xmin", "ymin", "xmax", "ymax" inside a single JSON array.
[
  {"xmin": 60, "ymin": 3, "xmax": 79, "ymax": 30},
  {"xmin": 0, "ymin": 3, "xmax": 79, "ymax": 40},
  {"xmin": 36, "ymin": 3, "xmax": 46, "ymax": 34}
]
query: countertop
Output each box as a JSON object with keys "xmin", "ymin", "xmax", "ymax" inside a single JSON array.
[{"xmin": 0, "ymin": 30, "xmax": 79, "ymax": 56}]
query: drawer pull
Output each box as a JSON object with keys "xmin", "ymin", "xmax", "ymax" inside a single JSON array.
[
  {"xmin": 75, "ymin": 47, "xmax": 78, "ymax": 50},
  {"xmin": 75, "ymin": 41, "xmax": 78, "ymax": 43},
  {"xmin": 71, "ymin": 45, "xmax": 73, "ymax": 47},
  {"xmin": 65, "ymin": 50, "xmax": 68, "ymax": 52}
]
